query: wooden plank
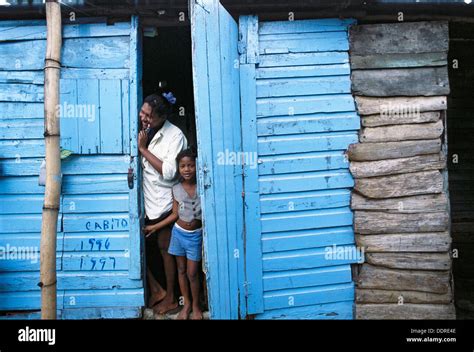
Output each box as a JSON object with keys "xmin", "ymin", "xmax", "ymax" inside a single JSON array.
[
  {"xmin": 62, "ymin": 36, "xmax": 130, "ymax": 69},
  {"xmin": 255, "ymin": 301, "xmax": 353, "ymax": 320},
  {"xmin": 0, "ymin": 139, "xmax": 45, "ymax": 158},
  {"xmin": 259, "ymin": 170, "xmax": 354, "ymax": 195},
  {"xmin": 62, "ymin": 194, "xmax": 128, "ymax": 214},
  {"xmin": 59, "ymin": 79, "xmax": 79, "ymax": 153},
  {"xmin": 263, "ymin": 282, "xmax": 354, "ymax": 311},
  {"xmin": 348, "ymin": 139, "xmax": 441, "ymax": 161},
  {"xmin": 0, "ymin": 118, "xmax": 43, "ymax": 140},
  {"xmin": 63, "ymin": 231, "xmax": 129, "ymax": 252},
  {"xmin": 362, "ymin": 111, "xmax": 440, "ymax": 127},
  {"xmin": 257, "ymin": 63, "xmax": 350, "ymax": 79},
  {"xmin": 63, "ymin": 213, "xmax": 129, "ymax": 233},
  {"xmin": 356, "ymin": 288, "xmax": 452, "ymax": 304},
  {"xmin": 263, "ymin": 245, "xmax": 360, "ymax": 272},
  {"xmin": 0, "ymin": 214, "xmax": 61, "ymax": 233},
  {"xmin": 259, "ymin": 18, "xmax": 355, "ymax": 35},
  {"xmin": 260, "ymin": 189, "xmax": 351, "ymax": 214},
  {"xmin": 258, "ymin": 51, "xmax": 349, "ymax": 68},
  {"xmin": 263, "ymin": 265, "xmax": 352, "ymax": 291},
  {"xmin": 259, "ymin": 131, "xmax": 358, "ymax": 156},
  {"xmin": 359, "ymin": 120, "xmax": 444, "ymax": 142},
  {"xmin": 349, "ymin": 21, "xmax": 449, "ymax": 55},
  {"xmin": 0, "ymin": 22, "xmax": 130, "ymax": 41},
  {"xmin": 355, "ymin": 96, "xmax": 447, "ymax": 116},
  {"xmin": 0, "ymin": 176, "xmax": 44, "ymax": 195},
  {"xmin": 350, "ymin": 153, "xmax": 445, "ymax": 178},
  {"xmin": 0, "ymin": 102, "xmax": 43, "ymax": 119},
  {"xmin": 61, "ymin": 155, "xmax": 128, "ymax": 175},
  {"xmin": 365, "ymin": 252, "xmax": 451, "ymax": 271},
  {"xmin": 356, "ymin": 303, "xmax": 455, "ymax": 320},
  {"xmin": 356, "ymin": 232, "xmax": 451, "ymax": 252},
  {"xmin": 0, "ymin": 194, "xmax": 44, "ymax": 214},
  {"xmin": 354, "ymin": 170, "xmax": 444, "ymax": 199},
  {"xmin": 62, "ymin": 174, "xmax": 129, "ymax": 194},
  {"xmin": 99, "ymin": 80, "xmax": 123, "ymax": 153},
  {"xmin": 76, "ymin": 79, "xmax": 100, "ymax": 154},
  {"xmin": 354, "ymin": 211, "xmax": 449, "ymax": 234},
  {"xmin": 0, "ymin": 83, "xmax": 43, "ymax": 102},
  {"xmin": 357, "ymin": 264, "xmax": 450, "ymax": 294},
  {"xmin": 257, "ymin": 94, "xmax": 356, "ymax": 117},
  {"xmin": 351, "ymin": 52, "xmax": 448, "ymax": 69},
  {"xmin": 257, "ymin": 111, "xmax": 360, "ymax": 137},
  {"xmin": 261, "ymin": 226, "xmax": 354, "ymax": 253},
  {"xmin": 352, "ymin": 67, "xmax": 449, "ymax": 97},
  {"xmin": 256, "ymin": 75, "xmax": 350, "ymax": 98},
  {"xmin": 261, "ymin": 207, "xmax": 353, "ymax": 234},
  {"xmin": 351, "ymin": 193, "xmax": 449, "ymax": 213},
  {"xmin": 62, "ymin": 288, "xmax": 143, "ymax": 308},
  {"xmin": 259, "ymin": 151, "xmax": 348, "ymax": 175},
  {"xmin": 259, "ymin": 31, "xmax": 348, "ymax": 54},
  {"xmin": 62, "ymin": 252, "xmax": 129, "ymax": 272}
]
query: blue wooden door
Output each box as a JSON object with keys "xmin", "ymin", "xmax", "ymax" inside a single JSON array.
[
  {"xmin": 190, "ymin": 0, "xmax": 245, "ymax": 319},
  {"xmin": 240, "ymin": 17, "xmax": 361, "ymax": 319},
  {"xmin": 0, "ymin": 18, "xmax": 143, "ymax": 319}
]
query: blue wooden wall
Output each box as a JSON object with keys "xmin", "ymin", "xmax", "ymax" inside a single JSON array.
[
  {"xmin": 0, "ymin": 19, "xmax": 144, "ymax": 318},
  {"xmin": 240, "ymin": 17, "xmax": 361, "ymax": 319}
]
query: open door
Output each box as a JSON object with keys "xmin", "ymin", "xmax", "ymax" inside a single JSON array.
[{"xmin": 190, "ymin": 0, "xmax": 245, "ymax": 319}]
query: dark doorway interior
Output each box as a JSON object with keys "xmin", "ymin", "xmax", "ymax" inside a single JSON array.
[
  {"xmin": 448, "ymin": 22, "xmax": 474, "ymax": 320},
  {"xmin": 142, "ymin": 25, "xmax": 206, "ymax": 313}
]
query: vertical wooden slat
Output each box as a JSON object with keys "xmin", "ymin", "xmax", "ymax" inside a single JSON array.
[
  {"xmin": 76, "ymin": 79, "xmax": 100, "ymax": 154},
  {"xmin": 99, "ymin": 80, "xmax": 123, "ymax": 153},
  {"xmin": 240, "ymin": 15, "xmax": 264, "ymax": 315}
]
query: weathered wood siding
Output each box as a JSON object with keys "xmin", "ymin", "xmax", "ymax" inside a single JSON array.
[
  {"xmin": 448, "ymin": 22, "xmax": 474, "ymax": 319},
  {"xmin": 349, "ymin": 21, "xmax": 455, "ymax": 319},
  {"xmin": 240, "ymin": 17, "xmax": 360, "ymax": 320},
  {"xmin": 0, "ymin": 19, "xmax": 144, "ymax": 319}
]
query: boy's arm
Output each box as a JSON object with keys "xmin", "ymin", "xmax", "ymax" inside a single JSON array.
[{"xmin": 143, "ymin": 199, "xmax": 179, "ymax": 237}]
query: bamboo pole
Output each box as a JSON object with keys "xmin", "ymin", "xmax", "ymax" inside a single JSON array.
[{"xmin": 40, "ymin": 0, "xmax": 62, "ymax": 320}]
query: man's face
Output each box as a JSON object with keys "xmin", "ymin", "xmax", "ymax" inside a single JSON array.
[{"xmin": 139, "ymin": 103, "xmax": 152, "ymax": 129}]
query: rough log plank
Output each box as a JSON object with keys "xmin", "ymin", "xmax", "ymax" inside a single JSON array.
[
  {"xmin": 362, "ymin": 111, "xmax": 440, "ymax": 127},
  {"xmin": 354, "ymin": 211, "xmax": 449, "ymax": 234},
  {"xmin": 354, "ymin": 170, "xmax": 444, "ymax": 199},
  {"xmin": 359, "ymin": 120, "xmax": 444, "ymax": 143},
  {"xmin": 357, "ymin": 264, "xmax": 451, "ymax": 294},
  {"xmin": 365, "ymin": 253, "xmax": 451, "ymax": 271},
  {"xmin": 352, "ymin": 67, "xmax": 449, "ymax": 97},
  {"xmin": 348, "ymin": 139, "xmax": 441, "ymax": 161},
  {"xmin": 356, "ymin": 232, "xmax": 451, "ymax": 252},
  {"xmin": 350, "ymin": 153, "xmax": 445, "ymax": 178},
  {"xmin": 356, "ymin": 288, "xmax": 452, "ymax": 304},
  {"xmin": 351, "ymin": 193, "xmax": 449, "ymax": 213},
  {"xmin": 355, "ymin": 96, "xmax": 447, "ymax": 116},
  {"xmin": 356, "ymin": 303, "xmax": 455, "ymax": 320},
  {"xmin": 349, "ymin": 21, "xmax": 449, "ymax": 55},
  {"xmin": 351, "ymin": 52, "xmax": 448, "ymax": 70}
]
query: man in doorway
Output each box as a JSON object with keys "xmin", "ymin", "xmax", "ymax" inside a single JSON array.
[{"xmin": 138, "ymin": 92, "xmax": 187, "ymax": 314}]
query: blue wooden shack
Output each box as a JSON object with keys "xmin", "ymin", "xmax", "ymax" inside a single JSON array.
[{"xmin": 1, "ymin": 0, "xmax": 470, "ymax": 320}]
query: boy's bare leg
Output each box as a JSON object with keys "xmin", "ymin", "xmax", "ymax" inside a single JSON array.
[
  {"xmin": 176, "ymin": 256, "xmax": 191, "ymax": 320},
  {"xmin": 147, "ymin": 268, "xmax": 166, "ymax": 307},
  {"xmin": 187, "ymin": 259, "xmax": 203, "ymax": 320},
  {"xmin": 155, "ymin": 226, "xmax": 178, "ymax": 314}
]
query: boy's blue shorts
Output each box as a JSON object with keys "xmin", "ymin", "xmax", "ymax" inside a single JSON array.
[{"xmin": 168, "ymin": 224, "xmax": 203, "ymax": 262}]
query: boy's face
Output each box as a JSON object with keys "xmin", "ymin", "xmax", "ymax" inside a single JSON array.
[{"xmin": 179, "ymin": 156, "xmax": 196, "ymax": 182}]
